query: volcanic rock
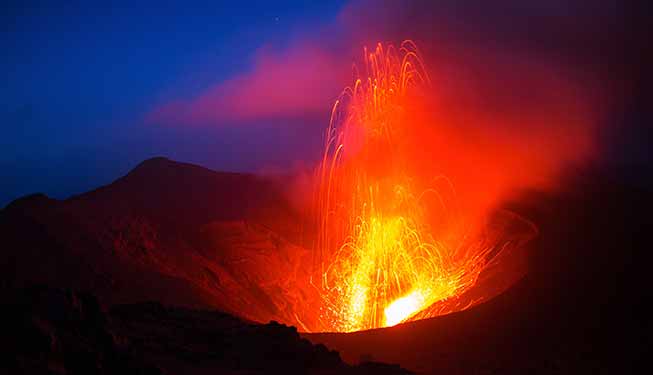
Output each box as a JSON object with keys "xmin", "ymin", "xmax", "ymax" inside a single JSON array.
[
  {"xmin": 0, "ymin": 157, "xmax": 317, "ymax": 328},
  {"xmin": 1, "ymin": 285, "xmax": 411, "ymax": 375}
]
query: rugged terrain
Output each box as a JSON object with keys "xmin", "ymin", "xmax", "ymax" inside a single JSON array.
[
  {"xmin": 1, "ymin": 285, "xmax": 410, "ymax": 374},
  {"xmin": 1, "ymin": 157, "xmax": 649, "ymax": 374},
  {"xmin": 0, "ymin": 157, "xmax": 321, "ymax": 329}
]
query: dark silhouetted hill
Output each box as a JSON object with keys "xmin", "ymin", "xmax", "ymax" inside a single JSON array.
[{"xmin": 0, "ymin": 157, "xmax": 319, "ymax": 328}]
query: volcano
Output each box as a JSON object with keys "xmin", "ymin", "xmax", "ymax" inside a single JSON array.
[{"xmin": 2, "ymin": 156, "xmax": 649, "ymax": 373}]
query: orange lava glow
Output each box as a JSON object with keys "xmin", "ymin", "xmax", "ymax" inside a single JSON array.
[
  {"xmin": 313, "ymin": 41, "xmax": 496, "ymax": 332},
  {"xmin": 384, "ymin": 289, "xmax": 426, "ymax": 327}
]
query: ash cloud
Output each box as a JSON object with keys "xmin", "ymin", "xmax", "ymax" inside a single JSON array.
[{"xmin": 147, "ymin": 0, "xmax": 643, "ymax": 182}]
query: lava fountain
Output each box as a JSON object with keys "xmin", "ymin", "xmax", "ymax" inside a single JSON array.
[{"xmin": 312, "ymin": 41, "xmax": 528, "ymax": 332}]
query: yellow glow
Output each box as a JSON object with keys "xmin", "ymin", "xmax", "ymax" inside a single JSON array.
[
  {"xmin": 314, "ymin": 41, "xmax": 493, "ymax": 332},
  {"xmin": 384, "ymin": 289, "xmax": 425, "ymax": 327}
]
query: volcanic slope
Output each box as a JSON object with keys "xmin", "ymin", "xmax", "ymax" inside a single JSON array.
[{"xmin": 0, "ymin": 157, "xmax": 318, "ymax": 329}]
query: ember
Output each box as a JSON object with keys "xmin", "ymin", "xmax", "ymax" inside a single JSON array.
[{"xmin": 313, "ymin": 41, "xmax": 498, "ymax": 332}]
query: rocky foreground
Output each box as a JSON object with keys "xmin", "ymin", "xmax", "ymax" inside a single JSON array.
[{"xmin": 1, "ymin": 286, "xmax": 411, "ymax": 374}]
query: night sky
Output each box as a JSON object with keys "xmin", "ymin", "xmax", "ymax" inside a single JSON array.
[
  {"xmin": 1, "ymin": 0, "xmax": 646, "ymax": 207},
  {"xmin": 1, "ymin": 1, "xmax": 348, "ymax": 206}
]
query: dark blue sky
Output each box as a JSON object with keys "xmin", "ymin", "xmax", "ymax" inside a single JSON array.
[
  {"xmin": 1, "ymin": 1, "xmax": 347, "ymax": 206},
  {"xmin": 1, "ymin": 0, "xmax": 646, "ymax": 207}
]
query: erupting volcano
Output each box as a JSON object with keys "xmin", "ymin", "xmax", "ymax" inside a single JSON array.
[
  {"xmin": 311, "ymin": 41, "xmax": 527, "ymax": 332},
  {"xmin": 2, "ymin": 1, "xmax": 646, "ymax": 373}
]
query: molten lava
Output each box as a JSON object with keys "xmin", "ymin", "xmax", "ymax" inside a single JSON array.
[
  {"xmin": 313, "ymin": 41, "xmax": 497, "ymax": 332},
  {"xmin": 384, "ymin": 289, "xmax": 428, "ymax": 327}
]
